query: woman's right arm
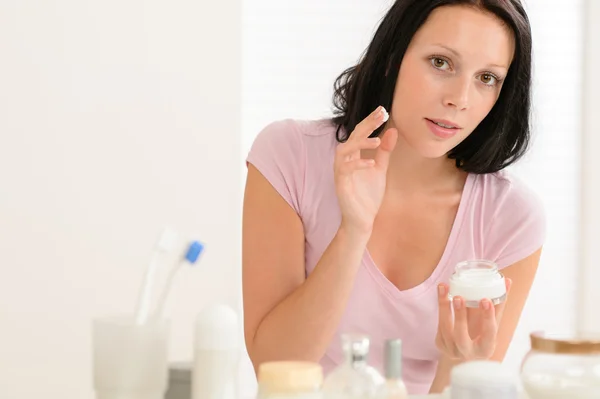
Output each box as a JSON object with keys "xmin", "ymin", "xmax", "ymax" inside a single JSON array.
[
  {"xmin": 242, "ymin": 106, "xmax": 397, "ymax": 371},
  {"xmin": 242, "ymin": 164, "xmax": 370, "ymax": 369}
]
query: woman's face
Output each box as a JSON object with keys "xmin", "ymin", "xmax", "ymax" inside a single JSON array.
[{"xmin": 390, "ymin": 5, "xmax": 515, "ymax": 159}]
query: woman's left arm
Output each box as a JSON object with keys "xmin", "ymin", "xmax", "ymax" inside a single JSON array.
[{"xmin": 429, "ymin": 247, "xmax": 543, "ymax": 393}]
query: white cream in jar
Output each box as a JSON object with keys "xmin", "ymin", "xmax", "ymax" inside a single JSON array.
[{"xmin": 448, "ymin": 260, "xmax": 506, "ymax": 308}]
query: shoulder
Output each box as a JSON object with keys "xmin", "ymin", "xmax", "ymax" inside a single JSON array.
[
  {"xmin": 250, "ymin": 118, "xmax": 336, "ymax": 150},
  {"xmin": 247, "ymin": 117, "xmax": 338, "ymax": 182},
  {"xmin": 474, "ymin": 171, "xmax": 546, "ymax": 268},
  {"xmin": 246, "ymin": 118, "xmax": 337, "ymax": 215},
  {"xmin": 478, "ymin": 171, "xmax": 545, "ymax": 216}
]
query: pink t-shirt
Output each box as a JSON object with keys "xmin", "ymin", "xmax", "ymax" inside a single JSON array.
[{"xmin": 246, "ymin": 118, "xmax": 546, "ymax": 394}]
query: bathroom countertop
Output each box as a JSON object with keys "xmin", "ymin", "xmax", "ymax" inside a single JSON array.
[
  {"xmin": 239, "ymin": 391, "xmax": 530, "ymax": 398},
  {"xmin": 410, "ymin": 392, "xmax": 529, "ymax": 398}
]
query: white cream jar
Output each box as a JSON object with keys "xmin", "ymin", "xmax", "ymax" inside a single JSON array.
[{"xmin": 448, "ymin": 260, "xmax": 506, "ymax": 308}]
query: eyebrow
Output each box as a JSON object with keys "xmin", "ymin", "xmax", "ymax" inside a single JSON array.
[{"xmin": 432, "ymin": 43, "xmax": 509, "ymax": 69}]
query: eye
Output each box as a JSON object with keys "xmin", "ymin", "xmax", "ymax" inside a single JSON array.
[
  {"xmin": 479, "ymin": 73, "xmax": 500, "ymax": 87},
  {"xmin": 430, "ymin": 57, "xmax": 450, "ymax": 70}
]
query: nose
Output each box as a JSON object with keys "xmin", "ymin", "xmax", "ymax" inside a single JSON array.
[{"xmin": 443, "ymin": 77, "xmax": 471, "ymax": 111}]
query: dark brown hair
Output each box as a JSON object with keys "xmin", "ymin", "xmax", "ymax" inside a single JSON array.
[{"xmin": 332, "ymin": 0, "xmax": 533, "ymax": 174}]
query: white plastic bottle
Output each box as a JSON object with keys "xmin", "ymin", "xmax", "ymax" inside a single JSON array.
[{"xmin": 192, "ymin": 303, "xmax": 240, "ymax": 399}]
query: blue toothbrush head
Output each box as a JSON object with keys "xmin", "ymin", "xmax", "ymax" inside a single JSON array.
[{"xmin": 185, "ymin": 241, "xmax": 204, "ymax": 264}]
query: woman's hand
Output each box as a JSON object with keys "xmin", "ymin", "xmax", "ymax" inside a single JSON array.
[
  {"xmin": 334, "ymin": 106, "xmax": 398, "ymax": 236},
  {"xmin": 435, "ymin": 278, "xmax": 512, "ymax": 361}
]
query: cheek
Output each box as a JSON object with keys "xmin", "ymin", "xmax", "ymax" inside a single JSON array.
[
  {"xmin": 396, "ymin": 66, "xmax": 433, "ymax": 102},
  {"xmin": 391, "ymin": 68, "xmax": 433, "ymax": 117}
]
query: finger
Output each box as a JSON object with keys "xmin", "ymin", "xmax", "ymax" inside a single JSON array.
[
  {"xmin": 452, "ymin": 296, "xmax": 471, "ymax": 357},
  {"xmin": 338, "ymin": 158, "xmax": 376, "ymax": 173},
  {"xmin": 336, "ymin": 137, "xmax": 381, "ymax": 160},
  {"xmin": 350, "ymin": 106, "xmax": 389, "ymax": 142},
  {"xmin": 475, "ymin": 298, "xmax": 498, "ymax": 358},
  {"xmin": 506, "ymin": 277, "xmax": 513, "ymax": 292},
  {"xmin": 374, "ymin": 128, "xmax": 398, "ymax": 171},
  {"xmin": 435, "ymin": 331, "xmax": 446, "ymax": 352},
  {"xmin": 437, "ymin": 284, "xmax": 454, "ymax": 352}
]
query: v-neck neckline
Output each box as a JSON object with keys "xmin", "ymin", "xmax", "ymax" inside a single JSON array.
[{"xmin": 362, "ymin": 172, "xmax": 476, "ymax": 300}]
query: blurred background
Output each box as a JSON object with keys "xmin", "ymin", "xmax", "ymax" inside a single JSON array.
[{"xmin": 0, "ymin": 0, "xmax": 598, "ymax": 398}]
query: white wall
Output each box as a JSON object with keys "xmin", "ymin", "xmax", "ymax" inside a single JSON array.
[
  {"xmin": 242, "ymin": 0, "xmax": 394, "ymax": 156},
  {"xmin": 579, "ymin": 0, "xmax": 600, "ymax": 334},
  {"xmin": 0, "ymin": 1, "xmax": 241, "ymax": 398},
  {"xmin": 503, "ymin": 0, "xmax": 584, "ymax": 367},
  {"xmin": 241, "ymin": 0, "xmax": 584, "ymax": 373}
]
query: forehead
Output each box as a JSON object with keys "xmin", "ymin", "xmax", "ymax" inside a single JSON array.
[{"xmin": 410, "ymin": 5, "xmax": 515, "ymax": 65}]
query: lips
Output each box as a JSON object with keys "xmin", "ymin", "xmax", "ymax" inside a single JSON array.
[
  {"xmin": 425, "ymin": 118, "xmax": 462, "ymax": 139},
  {"xmin": 426, "ymin": 118, "xmax": 461, "ymax": 129}
]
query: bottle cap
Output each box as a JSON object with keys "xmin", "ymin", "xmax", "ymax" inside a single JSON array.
[
  {"xmin": 258, "ymin": 361, "xmax": 323, "ymax": 393},
  {"xmin": 384, "ymin": 339, "xmax": 403, "ymax": 379},
  {"xmin": 341, "ymin": 334, "xmax": 371, "ymax": 362},
  {"xmin": 529, "ymin": 331, "xmax": 600, "ymax": 354},
  {"xmin": 194, "ymin": 303, "xmax": 239, "ymax": 350}
]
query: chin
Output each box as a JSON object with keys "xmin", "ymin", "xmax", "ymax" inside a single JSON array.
[
  {"xmin": 397, "ymin": 122, "xmax": 453, "ymax": 155},
  {"xmin": 418, "ymin": 148, "xmax": 453, "ymax": 160},
  {"xmin": 406, "ymin": 137, "xmax": 457, "ymax": 160}
]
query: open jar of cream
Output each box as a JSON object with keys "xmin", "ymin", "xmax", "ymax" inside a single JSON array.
[
  {"xmin": 521, "ymin": 331, "xmax": 600, "ymax": 398},
  {"xmin": 448, "ymin": 260, "xmax": 506, "ymax": 308}
]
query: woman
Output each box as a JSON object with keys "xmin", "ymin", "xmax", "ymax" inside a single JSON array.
[{"xmin": 242, "ymin": 0, "xmax": 545, "ymax": 394}]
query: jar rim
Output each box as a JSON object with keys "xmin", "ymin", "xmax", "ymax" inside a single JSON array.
[
  {"xmin": 530, "ymin": 331, "xmax": 600, "ymax": 354},
  {"xmin": 453, "ymin": 260, "xmax": 500, "ymax": 278}
]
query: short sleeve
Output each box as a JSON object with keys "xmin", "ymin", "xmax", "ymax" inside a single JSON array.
[
  {"xmin": 485, "ymin": 177, "xmax": 547, "ymax": 269},
  {"xmin": 246, "ymin": 119, "xmax": 305, "ymax": 215}
]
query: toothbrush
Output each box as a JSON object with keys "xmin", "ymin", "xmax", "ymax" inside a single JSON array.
[
  {"xmin": 152, "ymin": 240, "xmax": 204, "ymax": 320},
  {"xmin": 135, "ymin": 227, "xmax": 179, "ymax": 325}
]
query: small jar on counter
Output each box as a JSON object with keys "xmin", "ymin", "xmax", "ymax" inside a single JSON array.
[
  {"xmin": 521, "ymin": 331, "xmax": 600, "ymax": 398},
  {"xmin": 257, "ymin": 361, "xmax": 323, "ymax": 399}
]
